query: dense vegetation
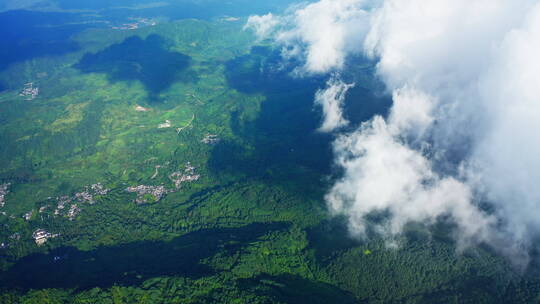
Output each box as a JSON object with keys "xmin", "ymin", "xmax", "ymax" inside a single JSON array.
[{"xmin": 1, "ymin": 2, "xmax": 540, "ymax": 303}]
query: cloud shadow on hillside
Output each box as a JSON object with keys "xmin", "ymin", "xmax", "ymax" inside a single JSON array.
[
  {"xmin": 208, "ymin": 46, "xmax": 391, "ymax": 196},
  {"xmin": 75, "ymin": 34, "xmax": 197, "ymax": 101}
]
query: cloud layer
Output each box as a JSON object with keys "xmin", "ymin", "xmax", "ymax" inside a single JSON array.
[
  {"xmin": 246, "ymin": 0, "xmax": 540, "ymax": 259},
  {"xmin": 245, "ymin": 0, "xmax": 370, "ymax": 74},
  {"xmin": 326, "ymin": 88, "xmax": 496, "ymax": 248}
]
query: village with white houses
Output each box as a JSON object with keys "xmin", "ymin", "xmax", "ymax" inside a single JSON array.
[
  {"xmin": 111, "ymin": 17, "xmax": 157, "ymax": 30},
  {"xmin": 201, "ymin": 134, "xmax": 220, "ymax": 145},
  {"xmin": 12, "ymin": 182, "xmax": 112, "ymax": 227},
  {"xmin": 169, "ymin": 162, "xmax": 200, "ymax": 189},
  {"xmin": 19, "ymin": 82, "xmax": 39, "ymax": 100},
  {"xmin": 0, "ymin": 182, "xmax": 110, "ymax": 248},
  {"xmin": 1, "ymin": 158, "xmax": 205, "ymax": 248},
  {"xmin": 48, "ymin": 183, "xmax": 110, "ymax": 220},
  {"xmin": 126, "ymin": 162, "xmax": 201, "ymax": 204}
]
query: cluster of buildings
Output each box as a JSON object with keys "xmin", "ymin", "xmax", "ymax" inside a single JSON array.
[
  {"xmin": 169, "ymin": 162, "xmax": 200, "ymax": 189},
  {"xmin": 74, "ymin": 183, "xmax": 110, "ymax": 204},
  {"xmin": 111, "ymin": 18, "xmax": 157, "ymax": 30},
  {"xmin": 19, "ymin": 82, "xmax": 39, "ymax": 100},
  {"xmin": 201, "ymin": 134, "xmax": 220, "ymax": 145},
  {"xmin": 32, "ymin": 229, "xmax": 59, "ymax": 246},
  {"xmin": 54, "ymin": 195, "xmax": 73, "ymax": 215},
  {"xmin": 67, "ymin": 204, "xmax": 81, "ymax": 221},
  {"xmin": 0, "ymin": 183, "xmax": 10, "ymax": 207},
  {"xmin": 50, "ymin": 183, "xmax": 109, "ymax": 219},
  {"xmin": 20, "ymin": 182, "xmax": 108, "ymax": 222},
  {"xmin": 126, "ymin": 163, "xmax": 202, "ymax": 203},
  {"xmin": 3, "ymin": 183, "xmax": 111, "ymax": 248},
  {"xmin": 90, "ymin": 183, "xmax": 110, "ymax": 196},
  {"xmin": 126, "ymin": 185, "xmax": 167, "ymax": 204},
  {"xmin": 3, "ymin": 161, "xmax": 204, "ymax": 248},
  {"xmin": 58, "ymin": 183, "xmax": 108, "ymax": 217},
  {"xmin": 23, "ymin": 183, "xmax": 108, "ymax": 222}
]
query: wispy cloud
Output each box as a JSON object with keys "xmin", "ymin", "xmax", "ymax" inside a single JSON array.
[
  {"xmin": 244, "ymin": 13, "xmax": 281, "ymax": 42},
  {"xmin": 315, "ymin": 75, "xmax": 354, "ymax": 132}
]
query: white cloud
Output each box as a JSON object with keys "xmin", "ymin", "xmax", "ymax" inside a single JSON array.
[
  {"xmin": 327, "ymin": 88, "xmax": 495, "ymax": 247},
  {"xmin": 315, "ymin": 76, "xmax": 354, "ymax": 132},
  {"xmin": 247, "ymin": 0, "xmax": 371, "ymax": 74},
  {"xmin": 244, "ymin": 13, "xmax": 281, "ymax": 41},
  {"xmin": 280, "ymin": 0, "xmax": 369, "ymax": 73},
  {"xmin": 248, "ymin": 0, "xmax": 540, "ymax": 258},
  {"xmin": 356, "ymin": 0, "xmax": 540, "ymax": 249},
  {"xmin": 387, "ymin": 87, "xmax": 434, "ymax": 137},
  {"xmin": 471, "ymin": 4, "xmax": 540, "ymax": 245}
]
